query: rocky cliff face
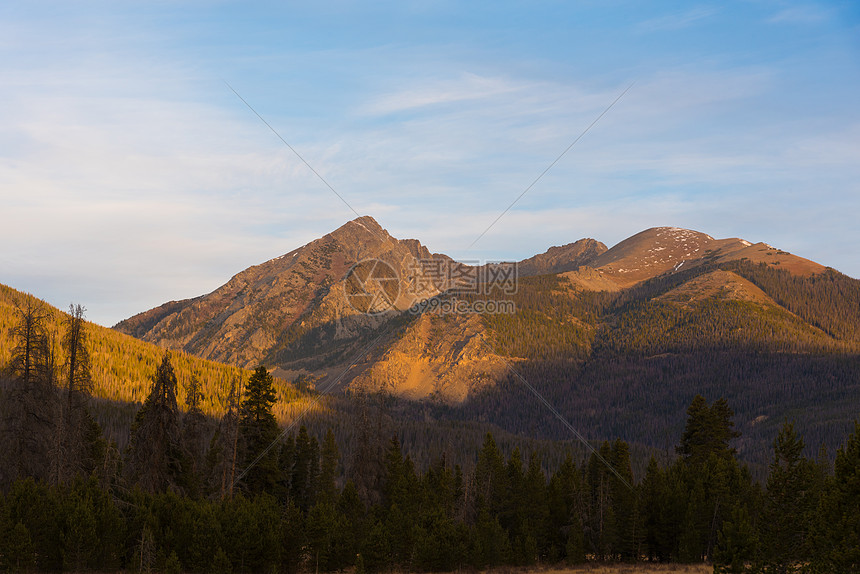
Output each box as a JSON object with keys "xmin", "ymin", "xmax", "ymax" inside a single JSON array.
[
  {"xmin": 517, "ymin": 238, "xmax": 607, "ymax": 276},
  {"xmin": 349, "ymin": 312, "xmax": 508, "ymax": 403},
  {"xmin": 115, "ymin": 216, "xmax": 450, "ymax": 369}
]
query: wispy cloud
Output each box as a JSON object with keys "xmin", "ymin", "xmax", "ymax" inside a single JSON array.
[
  {"xmin": 2, "ymin": 1, "xmax": 859, "ymax": 324},
  {"xmin": 363, "ymin": 73, "xmax": 526, "ymax": 115},
  {"xmin": 768, "ymin": 4, "xmax": 832, "ymax": 24},
  {"xmin": 636, "ymin": 6, "xmax": 717, "ymax": 32}
]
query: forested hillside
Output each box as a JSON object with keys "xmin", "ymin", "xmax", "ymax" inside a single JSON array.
[
  {"xmin": 2, "ymin": 360, "xmax": 858, "ymax": 574},
  {"xmin": 2, "ymin": 272, "xmax": 859, "ymax": 572},
  {"xmin": 0, "ymin": 284, "xmax": 318, "ymax": 447},
  {"xmin": 453, "ymin": 261, "xmax": 860, "ymax": 469}
]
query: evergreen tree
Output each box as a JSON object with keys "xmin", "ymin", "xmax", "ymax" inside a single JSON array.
[
  {"xmin": 812, "ymin": 420, "xmax": 860, "ymax": 572},
  {"xmin": 639, "ymin": 457, "xmax": 667, "ymax": 561},
  {"xmin": 279, "ymin": 431, "xmax": 296, "ymax": 502},
  {"xmin": 382, "ymin": 435, "xmax": 419, "ymax": 567},
  {"xmin": 60, "ymin": 476, "xmax": 124, "ymax": 571},
  {"xmin": 306, "ymin": 498, "xmax": 338, "ymax": 571},
  {"xmin": 677, "ymin": 395, "xmax": 739, "ymax": 466},
  {"xmin": 279, "ymin": 499, "xmax": 305, "ymax": 574},
  {"xmin": 124, "ymin": 352, "xmax": 190, "ymax": 494},
  {"xmin": 521, "ymin": 452, "xmax": 550, "ymax": 563},
  {"xmin": 238, "ymin": 366, "xmax": 280, "ymax": 494},
  {"xmin": 211, "ymin": 547, "xmax": 232, "ymax": 574},
  {"xmin": 584, "ymin": 441, "xmax": 618, "ymax": 559},
  {"xmin": 318, "ymin": 428, "xmax": 339, "ymax": 505},
  {"xmin": 473, "ymin": 507, "xmax": 510, "ymax": 568},
  {"xmin": 4, "ymin": 478, "xmax": 63, "ymax": 570},
  {"xmin": 336, "ymin": 480, "xmax": 367, "ymax": 569},
  {"xmin": 760, "ymin": 420, "xmax": 815, "ymax": 572},
  {"xmin": 6, "ymin": 522, "xmax": 35, "ymax": 573},
  {"xmin": 609, "ymin": 439, "xmax": 637, "ymax": 561},
  {"xmin": 499, "ymin": 446, "xmax": 524, "ymax": 555},
  {"xmin": 546, "ymin": 454, "xmax": 578, "ymax": 560},
  {"xmin": 291, "ymin": 425, "xmax": 320, "ymax": 510},
  {"xmin": 713, "ymin": 505, "xmax": 758, "ymax": 574},
  {"xmin": 678, "ymin": 475, "xmax": 708, "ymax": 562},
  {"xmin": 474, "ymin": 433, "xmax": 507, "ymax": 516}
]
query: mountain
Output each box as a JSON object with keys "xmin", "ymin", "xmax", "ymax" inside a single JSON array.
[
  {"xmin": 517, "ymin": 238, "xmax": 607, "ymax": 276},
  {"xmin": 564, "ymin": 226, "xmax": 825, "ymax": 290},
  {"xmin": 115, "ymin": 219, "xmax": 851, "ymax": 396},
  {"xmin": 116, "ymin": 216, "xmax": 450, "ymax": 370},
  {"xmin": 114, "ymin": 217, "xmax": 860, "ymax": 466}
]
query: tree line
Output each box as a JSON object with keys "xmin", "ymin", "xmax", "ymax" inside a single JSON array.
[
  {"xmin": 1, "ymin": 297, "xmax": 859, "ymax": 572},
  {"xmin": 453, "ymin": 262, "xmax": 860, "ymax": 471}
]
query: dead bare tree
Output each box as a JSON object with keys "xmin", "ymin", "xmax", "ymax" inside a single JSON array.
[
  {"xmin": 181, "ymin": 373, "xmax": 207, "ymax": 494},
  {"xmin": 207, "ymin": 375, "xmax": 242, "ymax": 499},
  {"xmin": 0, "ymin": 296, "xmax": 58, "ymax": 487},
  {"xmin": 49, "ymin": 304, "xmax": 98, "ymax": 485}
]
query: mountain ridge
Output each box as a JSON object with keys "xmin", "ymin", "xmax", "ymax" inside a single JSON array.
[
  {"xmin": 114, "ymin": 216, "xmax": 857, "ymax": 408},
  {"xmin": 6, "ymin": 215, "xmax": 860, "ymax": 469}
]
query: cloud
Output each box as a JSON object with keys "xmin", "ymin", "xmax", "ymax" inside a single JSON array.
[
  {"xmin": 2, "ymin": 1, "xmax": 859, "ymax": 326},
  {"xmin": 768, "ymin": 5, "xmax": 832, "ymax": 24},
  {"xmin": 636, "ymin": 6, "xmax": 718, "ymax": 33},
  {"xmin": 362, "ymin": 72, "xmax": 527, "ymax": 115}
]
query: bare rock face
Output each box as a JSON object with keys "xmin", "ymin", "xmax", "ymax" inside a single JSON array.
[
  {"xmin": 517, "ymin": 238, "xmax": 607, "ymax": 277},
  {"xmin": 115, "ymin": 216, "xmax": 449, "ymax": 369},
  {"xmin": 350, "ymin": 312, "xmax": 508, "ymax": 403}
]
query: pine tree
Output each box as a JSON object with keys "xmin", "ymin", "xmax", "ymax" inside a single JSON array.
[
  {"xmin": 336, "ymin": 480, "xmax": 367, "ymax": 569},
  {"xmin": 546, "ymin": 454, "xmax": 577, "ymax": 559},
  {"xmin": 474, "ymin": 433, "xmax": 507, "ymax": 517},
  {"xmin": 237, "ymin": 366, "xmax": 280, "ymax": 494},
  {"xmin": 584, "ymin": 441, "xmax": 617, "ymax": 559},
  {"xmin": 609, "ymin": 439, "xmax": 637, "ymax": 561},
  {"xmin": 318, "ymin": 428, "xmax": 339, "ymax": 505},
  {"xmin": 812, "ymin": 420, "xmax": 860, "ymax": 572},
  {"xmin": 291, "ymin": 425, "xmax": 320, "ymax": 510},
  {"xmin": 521, "ymin": 452, "xmax": 550, "ymax": 563},
  {"xmin": 306, "ymin": 498, "xmax": 338, "ymax": 572},
  {"xmin": 382, "ymin": 435, "xmax": 419, "ymax": 567},
  {"xmin": 211, "ymin": 547, "xmax": 232, "ymax": 574},
  {"xmin": 760, "ymin": 420, "xmax": 815, "ymax": 572},
  {"xmin": 124, "ymin": 352, "xmax": 189, "ymax": 493},
  {"xmin": 677, "ymin": 395, "xmax": 739, "ymax": 466},
  {"xmin": 639, "ymin": 457, "xmax": 666, "ymax": 561},
  {"xmin": 714, "ymin": 505, "xmax": 758, "ymax": 574}
]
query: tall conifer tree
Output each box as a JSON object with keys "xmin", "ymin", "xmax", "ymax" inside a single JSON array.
[{"xmin": 238, "ymin": 366, "xmax": 280, "ymax": 494}]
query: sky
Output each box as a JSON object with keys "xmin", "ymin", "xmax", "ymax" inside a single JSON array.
[{"xmin": 2, "ymin": 1, "xmax": 858, "ymax": 327}]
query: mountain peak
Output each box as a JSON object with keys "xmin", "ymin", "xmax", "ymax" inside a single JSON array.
[
  {"xmin": 115, "ymin": 214, "xmax": 444, "ymax": 369},
  {"xmin": 343, "ymin": 215, "xmax": 385, "ymax": 234},
  {"xmin": 517, "ymin": 238, "xmax": 607, "ymax": 277},
  {"xmin": 649, "ymin": 226, "xmax": 714, "ymax": 241}
]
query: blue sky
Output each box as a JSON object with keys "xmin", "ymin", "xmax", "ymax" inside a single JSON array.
[{"xmin": 2, "ymin": 1, "xmax": 858, "ymax": 326}]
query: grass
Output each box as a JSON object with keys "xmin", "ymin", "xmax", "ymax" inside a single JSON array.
[{"xmin": 492, "ymin": 565, "xmax": 711, "ymax": 574}]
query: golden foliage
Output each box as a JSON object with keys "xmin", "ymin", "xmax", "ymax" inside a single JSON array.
[{"xmin": 0, "ymin": 284, "xmax": 322, "ymax": 427}]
